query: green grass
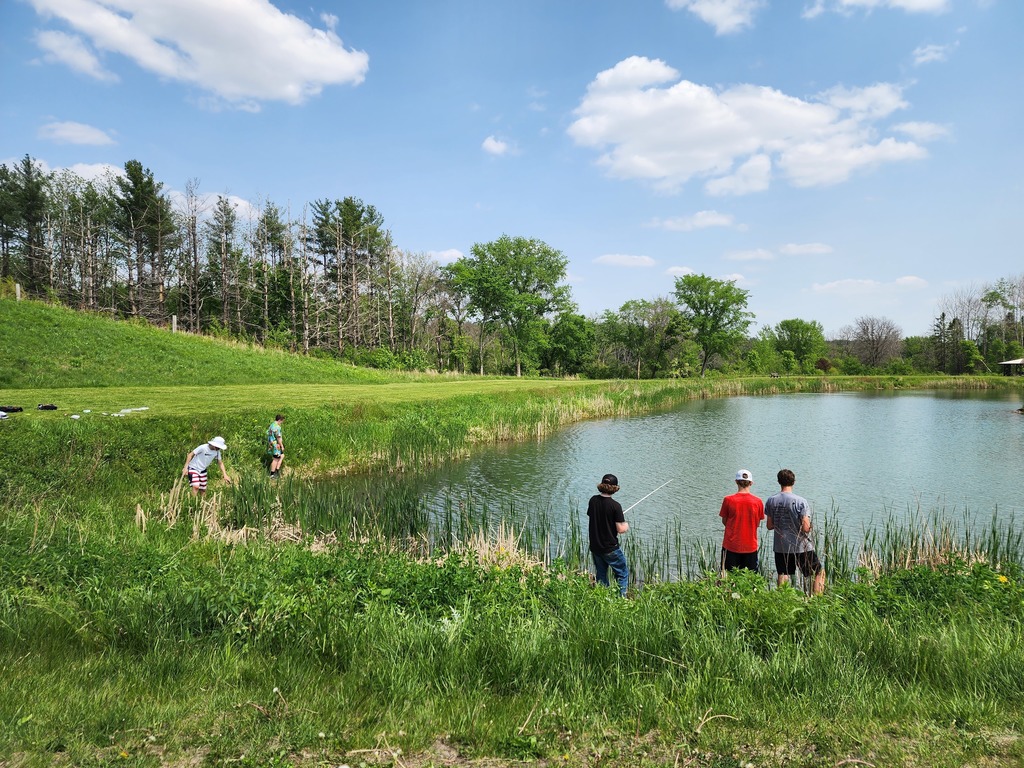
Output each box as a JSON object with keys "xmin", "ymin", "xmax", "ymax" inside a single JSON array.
[
  {"xmin": 3, "ymin": 296, "xmax": 1024, "ymax": 766},
  {"xmin": 0, "ymin": 297, "xmax": 389, "ymax": 388},
  {"xmin": 2, "ymin": 511, "xmax": 1023, "ymax": 767}
]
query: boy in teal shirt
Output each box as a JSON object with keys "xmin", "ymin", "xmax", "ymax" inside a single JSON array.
[{"xmin": 267, "ymin": 415, "xmax": 285, "ymax": 477}]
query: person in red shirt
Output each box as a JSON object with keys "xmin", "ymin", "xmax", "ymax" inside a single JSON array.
[{"xmin": 719, "ymin": 469, "xmax": 764, "ymax": 573}]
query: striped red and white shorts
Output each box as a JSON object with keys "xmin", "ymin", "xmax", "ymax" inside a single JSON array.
[{"xmin": 187, "ymin": 470, "xmax": 208, "ymax": 490}]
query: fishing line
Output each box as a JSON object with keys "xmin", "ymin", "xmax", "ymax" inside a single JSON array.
[{"xmin": 622, "ymin": 479, "xmax": 674, "ymax": 514}]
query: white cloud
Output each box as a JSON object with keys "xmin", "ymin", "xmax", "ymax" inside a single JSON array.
[
  {"xmin": 893, "ymin": 121, "xmax": 949, "ymax": 141},
  {"xmin": 226, "ymin": 194, "xmax": 261, "ymax": 223},
  {"xmin": 649, "ymin": 210, "xmax": 735, "ymax": 231},
  {"xmin": 666, "ymin": 0, "xmax": 766, "ymax": 35},
  {"xmin": 34, "ymin": 30, "xmax": 118, "ymax": 82},
  {"xmin": 802, "ymin": 0, "xmax": 827, "ymax": 17},
  {"xmin": 779, "ymin": 136, "xmax": 926, "ymax": 187},
  {"xmin": 428, "ymin": 249, "xmax": 464, "ymax": 264},
  {"xmin": 725, "ymin": 248, "xmax": 773, "ymax": 261},
  {"xmin": 913, "ymin": 42, "xmax": 956, "ymax": 65},
  {"xmin": 705, "ymin": 154, "xmax": 771, "ymax": 196},
  {"xmin": 527, "ymin": 86, "xmax": 548, "ymax": 112},
  {"xmin": 595, "ymin": 253, "xmax": 657, "ymax": 267},
  {"xmin": 38, "ymin": 121, "xmax": 116, "ymax": 145},
  {"xmin": 482, "ymin": 135, "xmax": 510, "ymax": 156},
  {"xmin": 812, "ymin": 275, "xmax": 928, "ymax": 294},
  {"xmin": 11, "ymin": 157, "xmax": 124, "ymax": 185},
  {"xmin": 822, "ymin": 83, "xmax": 907, "ymax": 120},
  {"xmin": 666, "ymin": 266, "xmax": 696, "ymax": 277},
  {"xmin": 805, "ymin": 0, "xmax": 950, "ymax": 15},
  {"xmin": 813, "ymin": 278, "xmax": 879, "ymax": 294},
  {"xmin": 27, "ymin": 0, "xmax": 368, "ymax": 108},
  {"xmin": 894, "ymin": 275, "xmax": 928, "ymax": 289},
  {"xmin": 162, "ymin": 188, "xmax": 259, "ymax": 222},
  {"xmin": 779, "ymin": 242, "xmax": 833, "ymax": 255},
  {"xmin": 64, "ymin": 162, "xmax": 123, "ymax": 181},
  {"xmin": 568, "ymin": 56, "xmax": 926, "ymax": 193}
]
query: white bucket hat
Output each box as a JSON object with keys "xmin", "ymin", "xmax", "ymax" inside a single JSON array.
[{"xmin": 209, "ymin": 436, "xmax": 227, "ymax": 450}]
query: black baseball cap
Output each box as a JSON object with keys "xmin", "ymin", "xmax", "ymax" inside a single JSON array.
[{"xmin": 601, "ymin": 473, "xmax": 618, "ymax": 485}]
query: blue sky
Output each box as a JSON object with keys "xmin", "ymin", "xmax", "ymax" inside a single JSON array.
[{"xmin": 1, "ymin": 0, "xmax": 1019, "ymax": 336}]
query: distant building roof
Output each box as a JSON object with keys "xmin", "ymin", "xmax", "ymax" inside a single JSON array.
[{"xmin": 999, "ymin": 358, "xmax": 1024, "ymax": 365}]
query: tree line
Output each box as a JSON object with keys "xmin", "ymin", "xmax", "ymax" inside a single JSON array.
[{"xmin": 2, "ymin": 155, "xmax": 1022, "ymax": 377}]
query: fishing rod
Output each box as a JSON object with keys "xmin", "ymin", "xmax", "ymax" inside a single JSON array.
[{"xmin": 622, "ymin": 479, "xmax": 674, "ymax": 514}]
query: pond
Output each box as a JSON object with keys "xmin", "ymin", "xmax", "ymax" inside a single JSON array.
[{"xmin": 320, "ymin": 388, "xmax": 1024, "ymax": 578}]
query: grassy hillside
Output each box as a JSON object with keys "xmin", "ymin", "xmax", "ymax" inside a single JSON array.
[{"xmin": 0, "ymin": 297, "xmax": 389, "ymax": 388}]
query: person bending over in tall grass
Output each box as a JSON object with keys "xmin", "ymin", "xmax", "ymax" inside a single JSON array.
[
  {"xmin": 719, "ymin": 469, "xmax": 764, "ymax": 574},
  {"xmin": 183, "ymin": 436, "xmax": 232, "ymax": 495},
  {"xmin": 588, "ymin": 473, "xmax": 630, "ymax": 597},
  {"xmin": 765, "ymin": 468, "xmax": 825, "ymax": 595}
]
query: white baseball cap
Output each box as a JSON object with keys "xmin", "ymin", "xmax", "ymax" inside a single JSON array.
[
  {"xmin": 735, "ymin": 469, "xmax": 752, "ymax": 482},
  {"xmin": 209, "ymin": 436, "xmax": 227, "ymax": 450}
]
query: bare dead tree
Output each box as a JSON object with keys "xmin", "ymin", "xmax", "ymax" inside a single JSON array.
[
  {"xmin": 842, "ymin": 315, "xmax": 903, "ymax": 368},
  {"xmin": 938, "ymin": 284, "xmax": 984, "ymax": 343}
]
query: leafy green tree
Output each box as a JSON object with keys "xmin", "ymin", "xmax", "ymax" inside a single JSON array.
[
  {"xmin": 774, "ymin": 318, "xmax": 828, "ymax": 372},
  {"xmin": 902, "ymin": 336, "xmax": 935, "ymax": 372},
  {"xmin": 311, "ymin": 196, "xmax": 387, "ymax": 352},
  {"xmin": 459, "ymin": 235, "xmax": 572, "ymax": 376},
  {"xmin": 543, "ymin": 312, "xmax": 596, "ymax": 376},
  {"xmin": 45, "ymin": 169, "xmax": 116, "ymax": 310},
  {"xmin": 204, "ymin": 195, "xmax": 244, "ymax": 332},
  {"xmin": 930, "ymin": 312, "xmax": 952, "ymax": 373},
  {"xmin": 7, "ymin": 155, "xmax": 50, "ymax": 294},
  {"xmin": 672, "ymin": 273, "xmax": 753, "ymax": 376},
  {"xmin": 596, "ymin": 306, "xmax": 645, "ymax": 378},
  {"xmin": 442, "ymin": 258, "xmax": 496, "ymax": 373},
  {"xmin": 602, "ymin": 298, "xmax": 683, "ymax": 379},
  {"xmin": 112, "ymin": 159, "xmax": 177, "ymax": 319},
  {"xmin": 938, "ymin": 316, "xmax": 981, "ymax": 374},
  {"xmin": 253, "ymin": 201, "xmax": 294, "ymax": 344},
  {"xmin": 960, "ymin": 339, "xmax": 986, "ymax": 373},
  {"xmin": 744, "ymin": 327, "xmax": 782, "ymax": 375},
  {"xmin": 0, "ymin": 164, "xmax": 19, "ymax": 280},
  {"xmin": 389, "ymin": 250, "xmax": 440, "ymax": 354},
  {"xmin": 436, "ymin": 262, "xmax": 475, "ymax": 373}
]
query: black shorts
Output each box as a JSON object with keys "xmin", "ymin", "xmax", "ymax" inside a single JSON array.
[
  {"xmin": 721, "ymin": 548, "xmax": 759, "ymax": 572},
  {"xmin": 775, "ymin": 551, "xmax": 822, "ymax": 576}
]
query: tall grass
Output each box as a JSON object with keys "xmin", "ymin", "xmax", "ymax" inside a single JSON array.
[
  {"xmin": 3, "ymin": 500, "xmax": 1024, "ymax": 767},
  {"xmin": 157, "ymin": 473, "xmax": 1024, "ymax": 593}
]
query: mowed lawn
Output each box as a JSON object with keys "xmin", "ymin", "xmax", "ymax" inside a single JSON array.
[
  {"xmin": 0, "ymin": 298, "xmax": 599, "ymax": 420},
  {"xmin": 0, "ymin": 377, "xmax": 596, "ymax": 418}
]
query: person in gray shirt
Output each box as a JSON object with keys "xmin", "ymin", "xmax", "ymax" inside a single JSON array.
[{"xmin": 765, "ymin": 469, "xmax": 825, "ymax": 595}]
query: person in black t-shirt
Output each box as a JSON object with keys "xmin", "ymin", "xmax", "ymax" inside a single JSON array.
[{"xmin": 587, "ymin": 473, "xmax": 630, "ymax": 597}]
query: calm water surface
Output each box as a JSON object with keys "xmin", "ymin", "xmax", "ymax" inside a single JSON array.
[{"xmin": 381, "ymin": 389, "xmax": 1024, "ymax": 548}]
